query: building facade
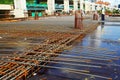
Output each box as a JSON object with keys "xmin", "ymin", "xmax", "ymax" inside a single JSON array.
[
  {"xmin": 0, "ymin": 0, "xmax": 110, "ymax": 18},
  {"xmin": 0, "ymin": 4, "xmax": 13, "ymax": 19}
]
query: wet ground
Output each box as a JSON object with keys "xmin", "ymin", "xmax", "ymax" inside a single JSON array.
[
  {"xmin": 0, "ymin": 16, "xmax": 120, "ymax": 80},
  {"xmin": 29, "ymin": 22, "xmax": 120, "ymax": 80}
]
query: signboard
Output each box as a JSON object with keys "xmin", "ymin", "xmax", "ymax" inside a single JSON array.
[{"xmin": 0, "ymin": 4, "xmax": 13, "ymax": 10}]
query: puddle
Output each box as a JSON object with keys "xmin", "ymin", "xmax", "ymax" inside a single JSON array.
[
  {"xmin": 0, "ymin": 22, "xmax": 120, "ymax": 80},
  {"xmin": 29, "ymin": 23, "xmax": 120, "ymax": 80}
]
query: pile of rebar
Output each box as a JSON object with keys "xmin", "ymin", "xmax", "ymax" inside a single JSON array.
[
  {"xmin": 0, "ymin": 32, "xmax": 82, "ymax": 80},
  {"xmin": 0, "ymin": 30, "xmax": 119, "ymax": 80}
]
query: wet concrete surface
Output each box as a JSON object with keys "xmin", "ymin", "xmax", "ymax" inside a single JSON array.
[
  {"xmin": 29, "ymin": 22, "xmax": 120, "ymax": 80},
  {"xmin": 0, "ymin": 16, "xmax": 120, "ymax": 80}
]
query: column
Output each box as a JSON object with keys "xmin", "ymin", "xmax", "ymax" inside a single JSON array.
[
  {"xmin": 73, "ymin": 0, "xmax": 78, "ymax": 11},
  {"xmin": 47, "ymin": 0, "xmax": 55, "ymax": 15},
  {"xmin": 64, "ymin": 0, "xmax": 70, "ymax": 13},
  {"xmin": 91, "ymin": 3, "xmax": 95, "ymax": 11},
  {"xmin": 14, "ymin": 0, "xmax": 27, "ymax": 18},
  {"xmin": 80, "ymin": 0, "xmax": 83, "ymax": 10},
  {"xmin": 85, "ymin": 1, "xmax": 90, "ymax": 12}
]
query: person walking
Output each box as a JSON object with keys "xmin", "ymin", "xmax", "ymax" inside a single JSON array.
[{"xmin": 101, "ymin": 8, "xmax": 105, "ymax": 25}]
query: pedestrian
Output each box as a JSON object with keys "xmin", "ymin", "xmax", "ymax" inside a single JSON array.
[{"xmin": 101, "ymin": 9, "xmax": 105, "ymax": 25}]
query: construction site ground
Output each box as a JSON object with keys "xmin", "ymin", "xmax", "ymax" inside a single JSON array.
[
  {"xmin": 0, "ymin": 16, "xmax": 119, "ymax": 80},
  {"xmin": 0, "ymin": 15, "xmax": 104, "ymax": 80}
]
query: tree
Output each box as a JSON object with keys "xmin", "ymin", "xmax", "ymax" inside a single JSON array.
[
  {"xmin": 26, "ymin": 0, "xmax": 34, "ymax": 4},
  {"xmin": 112, "ymin": 9, "xmax": 120, "ymax": 14},
  {"xmin": 0, "ymin": 0, "xmax": 35, "ymax": 4},
  {"xmin": 105, "ymin": 8, "xmax": 112, "ymax": 15},
  {"xmin": 0, "ymin": 0, "xmax": 13, "ymax": 4}
]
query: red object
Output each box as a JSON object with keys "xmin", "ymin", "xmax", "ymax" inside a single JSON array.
[
  {"xmin": 93, "ymin": 13, "xmax": 98, "ymax": 20},
  {"xmin": 34, "ymin": 12, "xmax": 39, "ymax": 20},
  {"xmin": 74, "ymin": 10, "xmax": 83, "ymax": 30},
  {"xmin": 96, "ymin": 0, "xmax": 110, "ymax": 6}
]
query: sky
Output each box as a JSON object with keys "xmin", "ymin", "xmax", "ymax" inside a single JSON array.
[{"xmin": 103, "ymin": 0, "xmax": 120, "ymax": 6}]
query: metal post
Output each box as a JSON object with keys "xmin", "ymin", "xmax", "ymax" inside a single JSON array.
[
  {"xmin": 74, "ymin": 10, "xmax": 83, "ymax": 30},
  {"xmin": 93, "ymin": 11, "xmax": 98, "ymax": 20},
  {"xmin": 34, "ymin": 12, "xmax": 39, "ymax": 20}
]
